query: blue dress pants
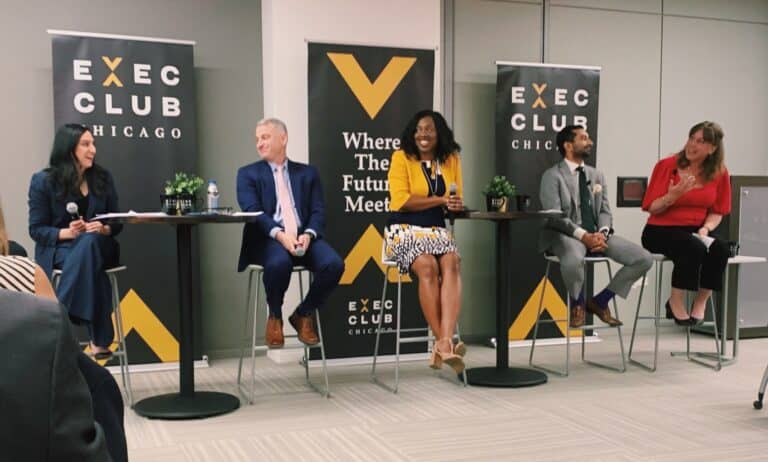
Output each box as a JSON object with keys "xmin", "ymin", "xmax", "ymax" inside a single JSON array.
[{"xmin": 54, "ymin": 233, "xmax": 120, "ymax": 347}]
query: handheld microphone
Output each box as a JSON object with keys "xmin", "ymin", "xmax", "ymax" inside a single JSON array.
[
  {"xmin": 294, "ymin": 243, "xmax": 305, "ymax": 257},
  {"xmin": 448, "ymin": 182, "xmax": 458, "ymax": 226},
  {"xmin": 66, "ymin": 202, "xmax": 80, "ymax": 221}
]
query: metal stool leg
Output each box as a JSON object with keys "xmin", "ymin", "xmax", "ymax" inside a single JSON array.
[
  {"xmin": 754, "ymin": 364, "xmax": 768, "ymax": 410},
  {"xmin": 108, "ymin": 272, "xmax": 133, "ymax": 407},
  {"xmin": 529, "ymin": 261, "xmax": 570, "ymax": 377},
  {"xmin": 528, "ymin": 261, "xmax": 549, "ymax": 367},
  {"xmin": 455, "ymin": 324, "xmax": 468, "ymax": 387},
  {"xmin": 393, "ymin": 273, "xmax": 403, "ymax": 393},
  {"xmin": 371, "ymin": 266, "xmax": 390, "ymax": 380},
  {"xmin": 313, "ymin": 309, "xmax": 330, "ymax": 398},
  {"xmin": 672, "ymin": 290, "xmax": 723, "ymax": 371},
  {"xmin": 628, "ymin": 273, "xmax": 648, "ymax": 369},
  {"xmin": 244, "ymin": 270, "xmax": 263, "ymax": 403},
  {"xmin": 237, "ymin": 268, "xmax": 257, "ymax": 402},
  {"xmin": 580, "ymin": 261, "xmax": 626, "ymax": 372}
]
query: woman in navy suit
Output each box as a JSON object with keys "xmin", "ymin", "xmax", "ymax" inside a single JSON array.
[{"xmin": 28, "ymin": 123, "xmax": 122, "ymax": 358}]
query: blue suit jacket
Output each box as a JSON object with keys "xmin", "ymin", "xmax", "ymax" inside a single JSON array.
[
  {"xmin": 236, "ymin": 159, "xmax": 326, "ymax": 271},
  {"xmin": 28, "ymin": 169, "xmax": 122, "ymax": 277}
]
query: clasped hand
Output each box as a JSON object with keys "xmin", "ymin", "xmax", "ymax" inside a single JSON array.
[
  {"xmin": 64, "ymin": 219, "xmax": 107, "ymax": 240},
  {"xmin": 581, "ymin": 232, "xmax": 607, "ymax": 253},
  {"xmin": 277, "ymin": 231, "xmax": 311, "ymax": 255}
]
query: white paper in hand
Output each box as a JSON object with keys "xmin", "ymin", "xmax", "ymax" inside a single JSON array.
[{"xmin": 692, "ymin": 233, "xmax": 715, "ymax": 251}]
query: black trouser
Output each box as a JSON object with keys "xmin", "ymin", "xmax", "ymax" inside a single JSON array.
[{"xmin": 641, "ymin": 224, "xmax": 728, "ymax": 291}]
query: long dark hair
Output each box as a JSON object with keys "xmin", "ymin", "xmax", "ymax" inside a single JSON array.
[
  {"xmin": 675, "ymin": 121, "xmax": 726, "ymax": 183},
  {"xmin": 45, "ymin": 123, "xmax": 109, "ymax": 198},
  {"xmin": 399, "ymin": 110, "xmax": 461, "ymax": 163}
]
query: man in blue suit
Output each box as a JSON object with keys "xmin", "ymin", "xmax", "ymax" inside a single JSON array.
[{"xmin": 237, "ymin": 118, "xmax": 344, "ymax": 347}]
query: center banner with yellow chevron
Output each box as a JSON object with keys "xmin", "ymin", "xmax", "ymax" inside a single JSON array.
[
  {"xmin": 308, "ymin": 42, "xmax": 434, "ymax": 359},
  {"xmin": 51, "ymin": 31, "xmax": 199, "ymax": 365},
  {"xmin": 496, "ymin": 62, "xmax": 601, "ymax": 342}
]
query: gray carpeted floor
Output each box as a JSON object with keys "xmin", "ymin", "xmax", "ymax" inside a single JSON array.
[{"xmin": 123, "ymin": 330, "xmax": 768, "ymax": 461}]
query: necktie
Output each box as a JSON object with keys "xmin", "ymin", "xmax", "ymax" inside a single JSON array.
[
  {"xmin": 576, "ymin": 166, "xmax": 597, "ymax": 233},
  {"xmin": 275, "ymin": 165, "xmax": 298, "ymax": 238}
]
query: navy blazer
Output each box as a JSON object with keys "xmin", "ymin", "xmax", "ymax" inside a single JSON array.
[
  {"xmin": 28, "ymin": 169, "xmax": 122, "ymax": 277},
  {"xmin": 236, "ymin": 159, "xmax": 326, "ymax": 271}
]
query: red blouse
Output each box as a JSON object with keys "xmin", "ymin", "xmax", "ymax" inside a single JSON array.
[{"xmin": 642, "ymin": 155, "xmax": 731, "ymax": 226}]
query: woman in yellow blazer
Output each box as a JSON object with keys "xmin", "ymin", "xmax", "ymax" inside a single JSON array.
[{"xmin": 386, "ymin": 110, "xmax": 465, "ymax": 373}]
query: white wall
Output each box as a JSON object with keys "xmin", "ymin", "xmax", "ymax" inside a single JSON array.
[{"xmin": 261, "ymin": 0, "xmax": 442, "ymax": 164}]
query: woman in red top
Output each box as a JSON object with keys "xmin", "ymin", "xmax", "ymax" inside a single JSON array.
[{"xmin": 641, "ymin": 121, "xmax": 731, "ymax": 326}]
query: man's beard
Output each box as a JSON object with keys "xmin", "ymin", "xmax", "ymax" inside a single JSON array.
[{"xmin": 574, "ymin": 147, "xmax": 591, "ymax": 160}]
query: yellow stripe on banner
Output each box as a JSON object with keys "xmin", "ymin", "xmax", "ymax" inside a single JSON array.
[
  {"xmin": 508, "ymin": 276, "xmax": 583, "ymax": 340},
  {"xmin": 85, "ymin": 288, "xmax": 180, "ymax": 364},
  {"xmin": 339, "ymin": 224, "xmax": 412, "ymax": 285},
  {"xmin": 327, "ymin": 53, "xmax": 416, "ymax": 120}
]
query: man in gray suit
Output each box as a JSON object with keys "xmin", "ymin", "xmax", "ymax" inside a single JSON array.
[
  {"xmin": 539, "ymin": 125, "xmax": 652, "ymax": 328},
  {"xmin": 0, "ymin": 289, "xmax": 112, "ymax": 462}
]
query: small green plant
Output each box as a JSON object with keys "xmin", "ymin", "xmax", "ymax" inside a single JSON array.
[
  {"xmin": 164, "ymin": 172, "xmax": 205, "ymax": 196},
  {"xmin": 481, "ymin": 175, "xmax": 515, "ymax": 198}
]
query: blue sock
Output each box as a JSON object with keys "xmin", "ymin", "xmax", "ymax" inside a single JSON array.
[
  {"xmin": 268, "ymin": 307, "xmax": 282, "ymax": 319},
  {"xmin": 593, "ymin": 288, "xmax": 616, "ymax": 308}
]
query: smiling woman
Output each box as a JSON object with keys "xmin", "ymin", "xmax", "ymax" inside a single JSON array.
[
  {"xmin": 384, "ymin": 109, "xmax": 467, "ymax": 373},
  {"xmin": 641, "ymin": 121, "xmax": 731, "ymax": 325},
  {"xmin": 27, "ymin": 123, "xmax": 122, "ymax": 357}
]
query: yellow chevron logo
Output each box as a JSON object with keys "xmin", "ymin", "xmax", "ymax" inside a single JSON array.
[
  {"xmin": 508, "ymin": 276, "xmax": 582, "ymax": 340},
  {"xmin": 327, "ymin": 53, "xmax": 416, "ymax": 119},
  {"xmin": 101, "ymin": 56, "xmax": 124, "ymax": 87},
  {"xmin": 339, "ymin": 224, "xmax": 412, "ymax": 285},
  {"xmin": 86, "ymin": 288, "xmax": 179, "ymax": 364}
]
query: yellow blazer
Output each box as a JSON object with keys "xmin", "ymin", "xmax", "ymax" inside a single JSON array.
[{"xmin": 388, "ymin": 149, "xmax": 463, "ymax": 211}]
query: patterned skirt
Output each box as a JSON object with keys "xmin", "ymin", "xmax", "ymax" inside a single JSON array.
[{"xmin": 384, "ymin": 224, "xmax": 459, "ymax": 274}]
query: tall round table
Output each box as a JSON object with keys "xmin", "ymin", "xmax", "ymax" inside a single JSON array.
[
  {"xmin": 101, "ymin": 213, "xmax": 259, "ymax": 419},
  {"xmin": 456, "ymin": 210, "xmax": 563, "ymax": 387}
]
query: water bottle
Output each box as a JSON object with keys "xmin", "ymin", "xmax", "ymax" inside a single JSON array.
[{"xmin": 206, "ymin": 180, "xmax": 219, "ymax": 211}]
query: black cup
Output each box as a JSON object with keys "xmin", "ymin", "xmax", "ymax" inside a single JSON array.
[
  {"xmin": 515, "ymin": 194, "xmax": 531, "ymax": 212},
  {"xmin": 728, "ymin": 241, "xmax": 740, "ymax": 258}
]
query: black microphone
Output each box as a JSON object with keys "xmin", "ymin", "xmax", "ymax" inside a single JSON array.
[
  {"xmin": 448, "ymin": 182, "xmax": 457, "ymax": 226},
  {"xmin": 66, "ymin": 202, "xmax": 80, "ymax": 221}
]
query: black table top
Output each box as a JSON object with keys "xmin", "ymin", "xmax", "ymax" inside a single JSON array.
[{"xmin": 455, "ymin": 210, "xmax": 564, "ymax": 221}]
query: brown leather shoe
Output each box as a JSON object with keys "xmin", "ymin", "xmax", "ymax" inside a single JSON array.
[
  {"xmin": 289, "ymin": 311, "xmax": 320, "ymax": 345},
  {"xmin": 570, "ymin": 304, "xmax": 586, "ymax": 328},
  {"xmin": 586, "ymin": 299, "xmax": 623, "ymax": 326},
  {"xmin": 266, "ymin": 316, "xmax": 284, "ymax": 349}
]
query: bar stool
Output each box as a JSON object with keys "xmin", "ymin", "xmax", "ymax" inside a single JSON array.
[
  {"xmin": 628, "ymin": 254, "xmax": 723, "ymax": 372},
  {"xmin": 371, "ymin": 245, "xmax": 468, "ymax": 393},
  {"xmin": 753, "ymin": 362, "xmax": 768, "ymax": 410},
  {"xmin": 52, "ymin": 266, "xmax": 134, "ymax": 407},
  {"xmin": 237, "ymin": 264, "xmax": 330, "ymax": 404},
  {"xmin": 529, "ymin": 254, "xmax": 626, "ymax": 376}
]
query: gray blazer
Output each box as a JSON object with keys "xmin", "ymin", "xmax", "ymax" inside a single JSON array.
[
  {"xmin": 0, "ymin": 290, "xmax": 111, "ymax": 462},
  {"xmin": 539, "ymin": 160, "xmax": 612, "ymax": 252}
]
